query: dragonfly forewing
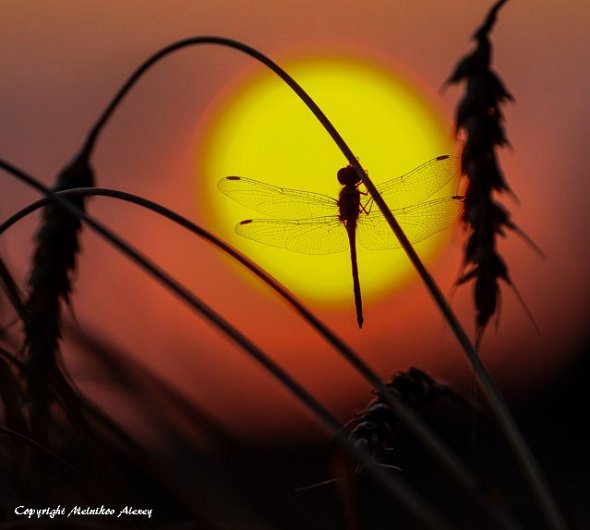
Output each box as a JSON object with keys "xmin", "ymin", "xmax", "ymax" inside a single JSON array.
[
  {"xmin": 369, "ymin": 155, "xmax": 459, "ymax": 211},
  {"xmin": 218, "ymin": 176, "xmax": 338, "ymax": 218}
]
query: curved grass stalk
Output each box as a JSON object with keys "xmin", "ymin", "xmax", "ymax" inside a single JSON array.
[
  {"xmin": 77, "ymin": 36, "xmax": 564, "ymax": 529},
  {"xmin": 0, "ymin": 158, "xmax": 455, "ymax": 530},
  {"xmin": 3, "ymin": 27, "xmax": 482, "ymax": 494},
  {"xmin": 2, "ymin": 191, "xmax": 477, "ymax": 483},
  {"xmin": 0, "ymin": 188, "xmax": 523, "ymax": 530}
]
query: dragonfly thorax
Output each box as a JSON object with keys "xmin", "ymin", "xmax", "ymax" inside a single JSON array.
[
  {"xmin": 338, "ymin": 185, "xmax": 361, "ymax": 227},
  {"xmin": 337, "ymin": 165, "xmax": 363, "ymax": 226}
]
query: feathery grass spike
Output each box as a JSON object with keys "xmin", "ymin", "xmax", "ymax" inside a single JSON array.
[
  {"xmin": 24, "ymin": 150, "xmax": 94, "ymax": 447},
  {"xmin": 446, "ymin": 0, "xmax": 519, "ymax": 338}
]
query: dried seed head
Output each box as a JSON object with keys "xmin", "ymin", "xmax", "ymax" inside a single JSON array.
[
  {"xmin": 473, "ymin": 0, "xmax": 509, "ymax": 41},
  {"xmin": 347, "ymin": 368, "xmax": 463, "ymax": 458},
  {"xmin": 445, "ymin": 42, "xmax": 491, "ymax": 87},
  {"xmin": 24, "ymin": 151, "xmax": 94, "ymax": 444},
  {"xmin": 445, "ymin": 0, "xmax": 518, "ymax": 336},
  {"xmin": 26, "ymin": 152, "xmax": 93, "ymax": 352}
]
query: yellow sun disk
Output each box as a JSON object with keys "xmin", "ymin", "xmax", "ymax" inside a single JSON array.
[{"xmin": 201, "ymin": 56, "xmax": 454, "ymax": 308}]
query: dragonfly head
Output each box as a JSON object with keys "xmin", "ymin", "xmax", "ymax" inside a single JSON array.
[{"xmin": 337, "ymin": 165, "xmax": 361, "ymax": 187}]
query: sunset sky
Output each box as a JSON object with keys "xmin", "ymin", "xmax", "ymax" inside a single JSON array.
[{"xmin": 1, "ymin": 1, "xmax": 589, "ymax": 440}]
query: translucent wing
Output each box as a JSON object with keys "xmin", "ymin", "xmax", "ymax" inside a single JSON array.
[
  {"xmin": 371, "ymin": 155, "xmax": 460, "ymax": 210},
  {"xmin": 357, "ymin": 196, "xmax": 463, "ymax": 250},
  {"xmin": 218, "ymin": 176, "xmax": 338, "ymax": 218},
  {"xmin": 236, "ymin": 216, "xmax": 349, "ymax": 255}
]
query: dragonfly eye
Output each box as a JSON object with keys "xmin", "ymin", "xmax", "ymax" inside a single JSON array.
[{"xmin": 337, "ymin": 165, "xmax": 360, "ymax": 186}]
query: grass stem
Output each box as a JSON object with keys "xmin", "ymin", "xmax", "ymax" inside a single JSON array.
[
  {"xmin": 1, "ymin": 187, "xmax": 523, "ymax": 530},
  {"xmin": 0, "ymin": 158, "xmax": 453, "ymax": 530},
  {"xmin": 11, "ymin": 32, "xmax": 560, "ymax": 527}
]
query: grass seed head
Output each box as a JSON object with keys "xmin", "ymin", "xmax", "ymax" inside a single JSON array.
[
  {"xmin": 347, "ymin": 368, "xmax": 460, "ymax": 458},
  {"xmin": 446, "ymin": 0, "xmax": 516, "ymax": 336},
  {"xmin": 23, "ymin": 151, "xmax": 94, "ymax": 444}
]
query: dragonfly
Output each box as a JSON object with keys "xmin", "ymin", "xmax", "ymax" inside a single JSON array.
[{"xmin": 218, "ymin": 155, "xmax": 463, "ymax": 328}]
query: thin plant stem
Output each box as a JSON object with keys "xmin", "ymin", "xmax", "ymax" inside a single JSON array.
[
  {"xmin": 77, "ymin": 36, "xmax": 563, "ymax": 528},
  {"xmin": 13, "ymin": 35, "xmax": 480, "ymax": 492},
  {"xmin": 0, "ymin": 425, "xmax": 74, "ymax": 471},
  {"xmin": 0, "ymin": 188, "xmax": 523, "ymax": 530},
  {"xmin": 2, "ymin": 192, "xmax": 476, "ymax": 482},
  {"xmin": 0, "ymin": 158, "xmax": 454, "ymax": 530},
  {"xmin": 0, "ymin": 257, "xmax": 28, "ymax": 323},
  {"xmin": 66, "ymin": 323, "xmax": 243, "ymax": 451}
]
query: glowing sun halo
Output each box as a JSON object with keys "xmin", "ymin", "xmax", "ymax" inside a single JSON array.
[{"xmin": 200, "ymin": 55, "xmax": 455, "ymax": 312}]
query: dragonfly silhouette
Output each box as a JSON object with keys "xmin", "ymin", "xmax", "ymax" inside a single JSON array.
[{"xmin": 218, "ymin": 155, "xmax": 462, "ymax": 328}]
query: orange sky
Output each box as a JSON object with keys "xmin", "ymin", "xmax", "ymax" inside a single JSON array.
[{"xmin": 1, "ymin": 1, "xmax": 589, "ymax": 441}]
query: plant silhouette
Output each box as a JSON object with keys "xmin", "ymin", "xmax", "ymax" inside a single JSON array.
[{"xmin": 0, "ymin": 2, "xmax": 575, "ymax": 529}]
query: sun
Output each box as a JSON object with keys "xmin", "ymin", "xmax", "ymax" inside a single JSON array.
[{"xmin": 199, "ymin": 54, "xmax": 455, "ymax": 311}]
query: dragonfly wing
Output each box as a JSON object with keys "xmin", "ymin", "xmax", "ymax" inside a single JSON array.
[
  {"xmin": 371, "ymin": 155, "xmax": 460, "ymax": 210},
  {"xmin": 236, "ymin": 216, "xmax": 349, "ymax": 255},
  {"xmin": 357, "ymin": 196, "xmax": 463, "ymax": 250},
  {"xmin": 218, "ymin": 176, "xmax": 338, "ymax": 218}
]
